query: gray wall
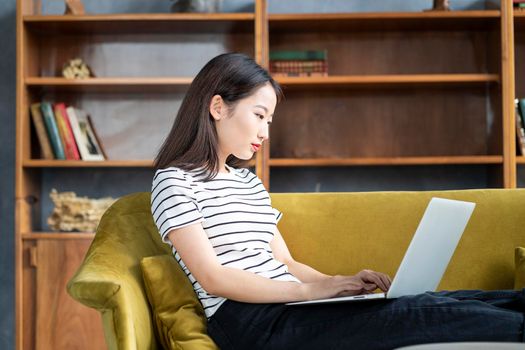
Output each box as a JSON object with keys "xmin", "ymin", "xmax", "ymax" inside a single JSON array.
[
  {"xmin": 0, "ymin": 0, "xmax": 16, "ymax": 348},
  {"xmin": 0, "ymin": 0, "xmax": 513, "ymax": 349}
]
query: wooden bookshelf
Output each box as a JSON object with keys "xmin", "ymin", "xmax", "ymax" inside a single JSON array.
[{"xmin": 15, "ymin": 0, "xmax": 522, "ymax": 349}]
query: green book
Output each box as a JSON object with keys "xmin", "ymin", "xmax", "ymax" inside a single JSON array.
[
  {"xmin": 40, "ymin": 102, "xmax": 66, "ymax": 160},
  {"xmin": 270, "ymin": 50, "xmax": 327, "ymax": 61}
]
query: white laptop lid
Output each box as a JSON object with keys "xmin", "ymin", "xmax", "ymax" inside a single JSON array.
[{"xmin": 386, "ymin": 197, "xmax": 475, "ymax": 298}]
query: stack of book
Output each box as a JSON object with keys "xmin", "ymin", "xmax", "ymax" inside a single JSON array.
[
  {"xmin": 30, "ymin": 102, "xmax": 106, "ymax": 161},
  {"xmin": 515, "ymin": 98, "xmax": 525, "ymax": 155},
  {"xmin": 269, "ymin": 50, "xmax": 328, "ymax": 77},
  {"xmin": 515, "ymin": 0, "xmax": 525, "ymax": 9}
]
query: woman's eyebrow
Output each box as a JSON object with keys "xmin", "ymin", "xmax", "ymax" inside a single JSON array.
[{"xmin": 254, "ymin": 104, "xmax": 268, "ymax": 112}]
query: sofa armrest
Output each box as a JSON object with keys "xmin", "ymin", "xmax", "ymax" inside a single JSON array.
[{"xmin": 66, "ymin": 229, "xmax": 160, "ymax": 350}]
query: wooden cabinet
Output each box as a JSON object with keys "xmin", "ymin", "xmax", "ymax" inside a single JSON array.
[
  {"xmin": 33, "ymin": 238, "xmax": 105, "ymax": 350},
  {"xmin": 15, "ymin": 0, "xmax": 521, "ymax": 348}
]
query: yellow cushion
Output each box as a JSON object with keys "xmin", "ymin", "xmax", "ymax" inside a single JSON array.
[
  {"xmin": 515, "ymin": 247, "xmax": 525, "ymax": 290},
  {"xmin": 140, "ymin": 255, "xmax": 218, "ymax": 350}
]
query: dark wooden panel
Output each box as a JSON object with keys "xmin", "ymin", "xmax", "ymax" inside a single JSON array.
[
  {"xmin": 516, "ymin": 31, "xmax": 525, "ymax": 99},
  {"xmin": 271, "ymin": 87, "xmax": 493, "ymax": 158},
  {"xmin": 270, "ymin": 30, "xmax": 496, "ymax": 75},
  {"xmin": 36, "ymin": 239, "xmax": 106, "ymax": 350}
]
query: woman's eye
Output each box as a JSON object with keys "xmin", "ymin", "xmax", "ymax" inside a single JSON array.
[{"xmin": 256, "ymin": 113, "xmax": 264, "ymax": 120}]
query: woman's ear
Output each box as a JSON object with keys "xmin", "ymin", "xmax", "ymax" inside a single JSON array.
[{"xmin": 209, "ymin": 95, "xmax": 224, "ymax": 121}]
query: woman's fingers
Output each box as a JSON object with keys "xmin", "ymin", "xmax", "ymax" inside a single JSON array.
[{"xmin": 358, "ymin": 270, "xmax": 391, "ymax": 292}]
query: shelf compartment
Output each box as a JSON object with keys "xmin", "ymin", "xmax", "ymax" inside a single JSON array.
[
  {"xmin": 21, "ymin": 232, "xmax": 96, "ymax": 240},
  {"xmin": 23, "ymin": 13, "xmax": 256, "ymax": 34},
  {"xmin": 269, "ymin": 156, "xmax": 503, "ymax": 167},
  {"xmin": 517, "ymin": 156, "xmax": 525, "ymax": 164},
  {"xmin": 275, "ymin": 74, "xmax": 500, "ymax": 88},
  {"xmin": 269, "ymin": 11, "xmax": 501, "ymax": 32}
]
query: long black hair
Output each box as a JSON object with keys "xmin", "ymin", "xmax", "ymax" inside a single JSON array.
[{"xmin": 154, "ymin": 53, "xmax": 282, "ymax": 180}]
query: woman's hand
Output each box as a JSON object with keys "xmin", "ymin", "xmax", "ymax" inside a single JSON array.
[{"xmin": 301, "ymin": 269, "xmax": 392, "ymax": 301}]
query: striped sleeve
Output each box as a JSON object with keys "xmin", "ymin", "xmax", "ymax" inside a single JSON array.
[
  {"xmin": 248, "ymin": 172, "xmax": 282, "ymax": 223},
  {"xmin": 272, "ymin": 207, "xmax": 283, "ymax": 223},
  {"xmin": 151, "ymin": 169, "xmax": 204, "ymax": 244}
]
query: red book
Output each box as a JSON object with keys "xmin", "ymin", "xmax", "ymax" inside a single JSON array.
[{"xmin": 54, "ymin": 103, "xmax": 81, "ymax": 160}]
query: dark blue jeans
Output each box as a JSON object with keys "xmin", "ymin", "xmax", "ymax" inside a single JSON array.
[{"xmin": 207, "ymin": 290, "xmax": 525, "ymax": 350}]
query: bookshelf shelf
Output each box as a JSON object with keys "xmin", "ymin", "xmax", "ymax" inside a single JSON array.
[
  {"xmin": 23, "ymin": 160, "xmax": 154, "ymax": 167},
  {"xmin": 268, "ymin": 11, "xmax": 501, "ymax": 31},
  {"xmin": 517, "ymin": 156, "xmax": 525, "ymax": 164},
  {"xmin": 23, "ymin": 159, "xmax": 257, "ymax": 168},
  {"xmin": 269, "ymin": 156, "xmax": 503, "ymax": 167},
  {"xmin": 275, "ymin": 74, "xmax": 500, "ymax": 88},
  {"xmin": 23, "ymin": 13, "xmax": 256, "ymax": 34},
  {"xmin": 25, "ymin": 77, "xmax": 194, "ymax": 92},
  {"xmin": 21, "ymin": 232, "xmax": 95, "ymax": 240}
]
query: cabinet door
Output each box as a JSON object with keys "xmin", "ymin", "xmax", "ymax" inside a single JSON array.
[{"xmin": 35, "ymin": 239, "xmax": 106, "ymax": 350}]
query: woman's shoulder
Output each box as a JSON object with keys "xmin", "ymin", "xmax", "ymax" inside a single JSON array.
[
  {"xmin": 153, "ymin": 166, "xmax": 191, "ymax": 181},
  {"xmin": 225, "ymin": 165, "xmax": 258, "ymax": 182}
]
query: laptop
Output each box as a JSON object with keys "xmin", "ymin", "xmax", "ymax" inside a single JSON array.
[{"xmin": 286, "ymin": 197, "xmax": 476, "ymax": 306}]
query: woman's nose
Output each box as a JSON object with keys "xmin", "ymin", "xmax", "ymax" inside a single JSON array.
[{"xmin": 258, "ymin": 124, "xmax": 269, "ymax": 141}]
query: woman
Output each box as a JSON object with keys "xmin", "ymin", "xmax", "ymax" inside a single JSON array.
[{"xmin": 151, "ymin": 53, "xmax": 524, "ymax": 349}]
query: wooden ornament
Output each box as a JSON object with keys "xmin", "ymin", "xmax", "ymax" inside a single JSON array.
[{"xmin": 64, "ymin": 0, "xmax": 85, "ymax": 15}]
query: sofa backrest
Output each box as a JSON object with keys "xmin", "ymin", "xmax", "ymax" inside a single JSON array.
[{"xmin": 272, "ymin": 189, "xmax": 525, "ymax": 291}]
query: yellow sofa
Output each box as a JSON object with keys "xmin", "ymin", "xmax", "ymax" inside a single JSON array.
[{"xmin": 67, "ymin": 189, "xmax": 525, "ymax": 349}]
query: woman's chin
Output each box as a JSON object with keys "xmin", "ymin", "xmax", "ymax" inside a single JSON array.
[{"xmin": 233, "ymin": 152, "xmax": 254, "ymax": 161}]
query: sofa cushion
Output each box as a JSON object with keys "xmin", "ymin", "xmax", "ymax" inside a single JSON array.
[
  {"xmin": 515, "ymin": 247, "xmax": 525, "ymax": 290},
  {"xmin": 140, "ymin": 255, "xmax": 218, "ymax": 350}
]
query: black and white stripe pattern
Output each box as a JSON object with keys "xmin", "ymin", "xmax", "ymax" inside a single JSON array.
[{"xmin": 151, "ymin": 165, "xmax": 299, "ymax": 318}]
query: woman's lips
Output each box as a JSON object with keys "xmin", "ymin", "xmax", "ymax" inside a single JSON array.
[{"xmin": 251, "ymin": 143, "xmax": 261, "ymax": 152}]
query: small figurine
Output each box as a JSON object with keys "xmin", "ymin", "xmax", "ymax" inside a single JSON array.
[
  {"xmin": 62, "ymin": 58, "xmax": 94, "ymax": 79},
  {"xmin": 427, "ymin": 0, "xmax": 451, "ymax": 11},
  {"xmin": 64, "ymin": 0, "xmax": 85, "ymax": 15},
  {"xmin": 170, "ymin": 0, "xmax": 223, "ymax": 13}
]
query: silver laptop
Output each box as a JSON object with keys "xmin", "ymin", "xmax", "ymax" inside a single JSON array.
[{"xmin": 286, "ymin": 197, "xmax": 476, "ymax": 306}]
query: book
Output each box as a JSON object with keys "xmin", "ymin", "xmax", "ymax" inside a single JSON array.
[
  {"xmin": 269, "ymin": 50, "xmax": 327, "ymax": 61},
  {"xmin": 270, "ymin": 60, "xmax": 328, "ymax": 74},
  {"xmin": 40, "ymin": 102, "xmax": 66, "ymax": 160},
  {"xmin": 271, "ymin": 72, "xmax": 328, "ymax": 77},
  {"xmin": 54, "ymin": 103, "xmax": 81, "ymax": 160},
  {"xmin": 67, "ymin": 107, "xmax": 105, "ymax": 161},
  {"xmin": 29, "ymin": 103, "xmax": 54, "ymax": 160},
  {"xmin": 518, "ymin": 98, "xmax": 525, "ymax": 128},
  {"xmin": 515, "ymin": 99, "xmax": 525, "ymax": 155},
  {"xmin": 87, "ymin": 115, "xmax": 107, "ymax": 160}
]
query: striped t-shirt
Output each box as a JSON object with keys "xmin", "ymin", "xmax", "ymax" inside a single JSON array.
[{"xmin": 150, "ymin": 164, "xmax": 300, "ymax": 318}]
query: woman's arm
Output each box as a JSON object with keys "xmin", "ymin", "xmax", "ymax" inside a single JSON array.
[{"xmin": 167, "ymin": 223, "xmax": 388, "ymax": 303}]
